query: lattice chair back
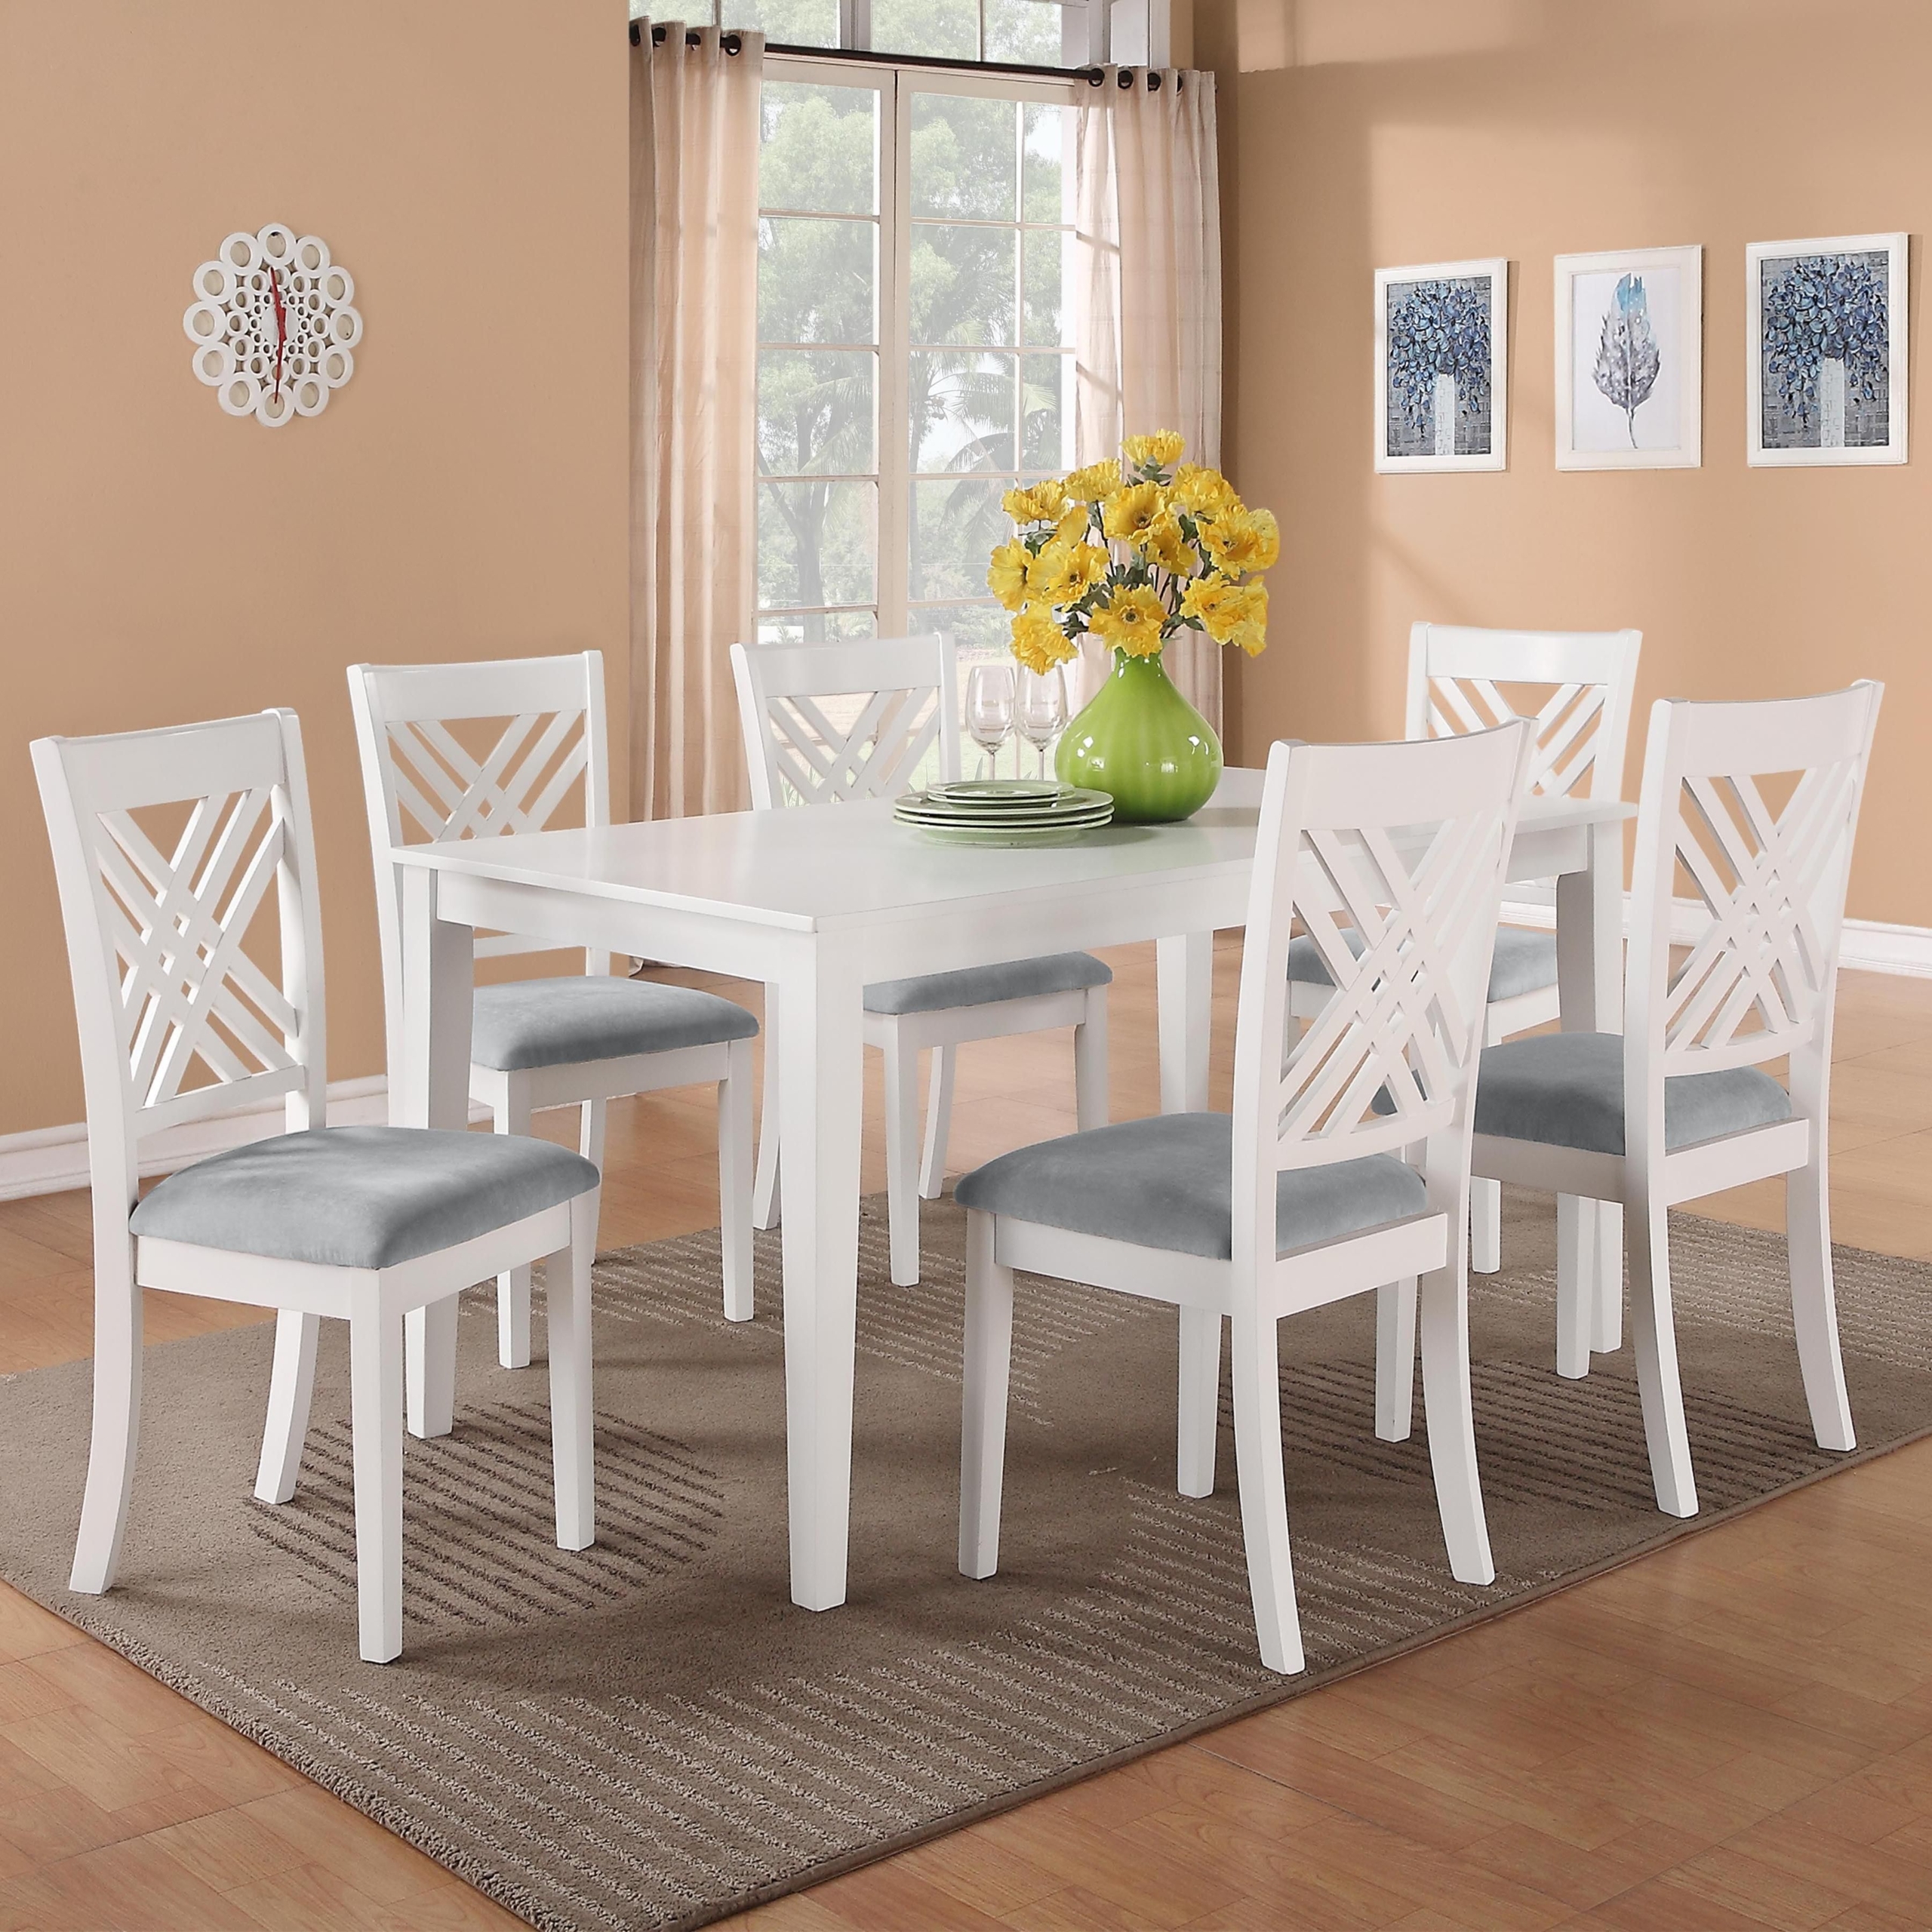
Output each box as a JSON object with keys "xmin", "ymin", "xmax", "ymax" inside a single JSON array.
[
  {"xmin": 1232, "ymin": 724, "xmax": 1533, "ymax": 1274},
  {"xmin": 730, "ymin": 635, "xmax": 961, "ymax": 810},
  {"xmin": 349, "ymin": 653, "xmax": 611, "ymax": 1081},
  {"xmin": 32, "ymin": 710, "xmax": 328, "ymax": 1234},
  {"xmin": 1627, "ymin": 684, "xmax": 1882, "ymax": 1100},
  {"xmin": 1407, "ymin": 623, "xmax": 1642, "ymax": 802}
]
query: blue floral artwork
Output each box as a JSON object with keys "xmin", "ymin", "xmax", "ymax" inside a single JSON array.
[
  {"xmin": 1384, "ymin": 273, "xmax": 1494, "ymax": 459},
  {"xmin": 1758, "ymin": 249, "xmax": 1890, "ymax": 451}
]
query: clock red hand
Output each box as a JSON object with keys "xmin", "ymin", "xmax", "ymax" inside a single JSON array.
[{"xmin": 266, "ymin": 264, "xmax": 288, "ymax": 401}]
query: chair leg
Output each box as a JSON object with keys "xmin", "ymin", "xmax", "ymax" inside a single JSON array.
[
  {"xmin": 919, "ymin": 1044, "xmax": 956, "ymax": 1201},
  {"xmin": 958, "ymin": 1211, "xmax": 1014, "ymax": 1579},
  {"xmin": 547, "ymin": 1190, "xmax": 598, "ymax": 1551},
  {"xmin": 1073, "ymin": 985, "xmax": 1109, "ymax": 1133},
  {"xmin": 1417, "ymin": 1268, "xmax": 1495, "ymax": 1585},
  {"xmin": 1469, "ymin": 1176, "xmax": 1502, "ymax": 1275},
  {"xmin": 494, "ymin": 1086, "xmax": 534, "ymax": 1370},
  {"xmin": 1626, "ymin": 1192, "xmax": 1699, "ymax": 1518},
  {"xmin": 254, "ymin": 1309, "xmax": 321, "ymax": 1504},
  {"xmin": 1177, "ymin": 1306, "xmax": 1220, "ymax": 1497},
  {"xmin": 1555, "ymin": 1194, "xmax": 1592, "ymax": 1380},
  {"xmin": 718, "ymin": 1038, "xmax": 756, "ymax": 1322},
  {"xmin": 348, "ymin": 1287, "xmax": 405, "ymax": 1664},
  {"xmin": 1592, "ymin": 1203, "xmax": 1625, "ymax": 1355},
  {"xmin": 1374, "ymin": 1278, "xmax": 1417, "ymax": 1443},
  {"xmin": 1228, "ymin": 1309, "xmax": 1303, "ymax": 1675},
  {"xmin": 883, "ymin": 1029, "xmax": 922, "ymax": 1287},
  {"xmin": 69, "ymin": 1236, "xmax": 142, "ymax": 1596},
  {"xmin": 1787, "ymin": 1156, "xmax": 1855, "ymax": 1452},
  {"xmin": 405, "ymin": 1300, "xmax": 458, "ymax": 1440},
  {"xmin": 752, "ymin": 986, "xmax": 781, "ymax": 1231}
]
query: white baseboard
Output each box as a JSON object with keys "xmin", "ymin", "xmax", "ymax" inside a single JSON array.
[
  {"xmin": 1500, "ymin": 897, "xmax": 1932, "ymax": 979},
  {"xmin": 0, "ymin": 1077, "xmax": 488, "ymax": 1204}
]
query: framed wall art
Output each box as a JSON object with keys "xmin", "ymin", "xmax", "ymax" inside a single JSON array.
[
  {"xmin": 1374, "ymin": 258, "xmax": 1508, "ymax": 473},
  {"xmin": 1747, "ymin": 232, "xmax": 1907, "ymax": 466},
  {"xmin": 1555, "ymin": 245, "xmax": 1702, "ymax": 469}
]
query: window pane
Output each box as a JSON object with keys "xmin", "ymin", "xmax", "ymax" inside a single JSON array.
[
  {"xmin": 759, "ymin": 217, "xmax": 876, "ymax": 345},
  {"xmin": 759, "ymin": 480, "xmax": 877, "ymax": 610},
  {"xmin": 760, "ymin": 83, "xmax": 878, "ymax": 216},
  {"xmin": 909, "ymin": 94, "xmax": 1017, "ymax": 220},
  {"xmin": 985, "ymin": 0, "xmax": 1075, "ymax": 67},
  {"xmin": 1022, "ymin": 103, "xmax": 1074, "ymax": 225},
  {"xmin": 909, "ymin": 476, "xmax": 1011, "ymax": 605},
  {"xmin": 1022, "ymin": 229, "xmax": 1067, "ymax": 346},
  {"xmin": 872, "ymin": 0, "xmax": 978, "ymax": 60},
  {"xmin": 758, "ymin": 350, "xmax": 876, "ymax": 475},
  {"xmin": 909, "ymin": 224, "xmax": 1017, "ymax": 346},
  {"xmin": 911, "ymin": 352, "xmax": 1017, "ymax": 472},
  {"xmin": 1021, "ymin": 353, "xmax": 1072, "ymax": 469},
  {"xmin": 758, "ymin": 608, "xmax": 877, "ymax": 645},
  {"xmin": 725, "ymin": 0, "xmax": 839, "ymax": 43},
  {"xmin": 911, "ymin": 600, "xmax": 1012, "ymax": 658}
]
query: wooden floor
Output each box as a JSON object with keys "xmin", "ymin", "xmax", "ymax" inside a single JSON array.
[{"xmin": 2, "ymin": 949, "xmax": 1930, "ymax": 1930}]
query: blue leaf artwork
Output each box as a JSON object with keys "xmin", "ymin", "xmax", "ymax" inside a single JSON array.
[
  {"xmin": 1592, "ymin": 274, "xmax": 1662, "ymax": 445},
  {"xmin": 1759, "ymin": 250, "xmax": 1890, "ymax": 449},
  {"xmin": 1385, "ymin": 275, "xmax": 1492, "ymax": 457}
]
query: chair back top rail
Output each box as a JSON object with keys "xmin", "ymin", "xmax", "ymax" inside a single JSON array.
[
  {"xmin": 348, "ymin": 654, "xmax": 611, "ymax": 1078},
  {"xmin": 1407, "ymin": 622, "xmax": 1642, "ymax": 804},
  {"xmin": 1232, "ymin": 722, "xmax": 1534, "ymax": 1276},
  {"xmin": 32, "ymin": 709, "xmax": 328, "ymax": 1211},
  {"xmin": 731, "ymin": 635, "xmax": 962, "ymax": 810},
  {"xmin": 1626, "ymin": 682, "xmax": 1883, "ymax": 1103}
]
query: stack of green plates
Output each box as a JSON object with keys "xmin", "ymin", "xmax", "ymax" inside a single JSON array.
[{"xmin": 893, "ymin": 778, "xmax": 1114, "ymax": 846}]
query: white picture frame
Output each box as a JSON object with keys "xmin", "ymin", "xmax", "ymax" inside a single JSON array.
[
  {"xmin": 1554, "ymin": 245, "xmax": 1703, "ymax": 470},
  {"xmin": 1374, "ymin": 258, "xmax": 1508, "ymax": 473},
  {"xmin": 1747, "ymin": 232, "xmax": 1908, "ymax": 466}
]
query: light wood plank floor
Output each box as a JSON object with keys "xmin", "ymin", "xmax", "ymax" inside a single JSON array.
[{"xmin": 2, "ymin": 948, "xmax": 1930, "ymax": 1930}]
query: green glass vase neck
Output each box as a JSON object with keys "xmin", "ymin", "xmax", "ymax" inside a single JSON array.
[{"xmin": 1054, "ymin": 646, "xmax": 1223, "ymax": 824}]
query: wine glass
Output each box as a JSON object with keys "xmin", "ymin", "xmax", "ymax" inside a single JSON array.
[
  {"xmin": 1015, "ymin": 665, "xmax": 1067, "ymax": 779},
  {"xmin": 965, "ymin": 663, "xmax": 1015, "ymax": 779}
]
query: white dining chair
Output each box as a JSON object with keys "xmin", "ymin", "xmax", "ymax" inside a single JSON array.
[
  {"xmin": 953, "ymin": 721, "xmax": 1534, "ymax": 1674},
  {"xmin": 1288, "ymin": 625, "xmax": 1642, "ymax": 1310},
  {"xmin": 349, "ymin": 654, "xmax": 758, "ymax": 1355},
  {"xmin": 1438, "ymin": 682, "xmax": 1882, "ymax": 1519},
  {"xmin": 32, "ymin": 710, "xmax": 601, "ymax": 1665},
  {"xmin": 730, "ymin": 635, "xmax": 1110, "ymax": 1287}
]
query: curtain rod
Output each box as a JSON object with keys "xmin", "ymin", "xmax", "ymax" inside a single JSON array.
[{"xmin": 627, "ymin": 20, "xmax": 1184, "ymax": 87}]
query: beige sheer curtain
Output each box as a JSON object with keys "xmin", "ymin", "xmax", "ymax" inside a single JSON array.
[
  {"xmin": 630, "ymin": 23, "xmax": 763, "ymax": 817},
  {"xmin": 1072, "ymin": 67, "xmax": 1225, "ymax": 726}
]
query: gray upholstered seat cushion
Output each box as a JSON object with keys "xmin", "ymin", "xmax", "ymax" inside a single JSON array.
[
  {"xmin": 1475, "ymin": 1031, "xmax": 1792, "ymax": 1156},
  {"xmin": 863, "ymin": 951, "xmax": 1112, "ymax": 1018},
  {"xmin": 954, "ymin": 1112, "xmax": 1429, "ymax": 1260},
  {"xmin": 470, "ymin": 977, "xmax": 758, "ymax": 1072},
  {"xmin": 1287, "ymin": 925, "xmax": 1558, "ymax": 1005},
  {"xmin": 129, "ymin": 1127, "xmax": 599, "ymax": 1270}
]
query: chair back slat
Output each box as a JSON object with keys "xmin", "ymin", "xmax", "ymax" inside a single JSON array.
[
  {"xmin": 1232, "ymin": 723, "xmax": 1532, "ymax": 1275},
  {"xmin": 32, "ymin": 711, "xmax": 328, "ymax": 1209},
  {"xmin": 349, "ymin": 654, "xmax": 611, "ymax": 1084},
  {"xmin": 731, "ymin": 636, "xmax": 961, "ymax": 809},
  {"xmin": 1628, "ymin": 684, "xmax": 1882, "ymax": 1083},
  {"xmin": 1407, "ymin": 623, "xmax": 1642, "ymax": 802}
]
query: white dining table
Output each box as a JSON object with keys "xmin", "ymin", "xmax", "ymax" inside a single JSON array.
[{"xmin": 392, "ymin": 771, "xmax": 1632, "ymax": 1614}]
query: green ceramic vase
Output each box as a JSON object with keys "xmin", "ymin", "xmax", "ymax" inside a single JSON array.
[{"xmin": 1054, "ymin": 649, "xmax": 1223, "ymax": 823}]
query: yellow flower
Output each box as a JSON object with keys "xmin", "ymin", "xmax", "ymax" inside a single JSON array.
[
  {"xmin": 1169, "ymin": 463, "xmax": 1239, "ymax": 521},
  {"xmin": 1010, "ymin": 605, "xmax": 1077, "ymax": 674},
  {"xmin": 1182, "ymin": 574, "xmax": 1269, "ymax": 656},
  {"xmin": 1026, "ymin": 539, "xmax": 1108, "ymax": 607},
  {"xmin": 1121, "ymin": 429, "xmax": 1186, "ymax": 473},
  {"xmin": 1003, "ymin": 478, "xmax": 1068, "ymax": 525},
  {"xmin": 1064, "ymin": 457, "xmax": 1121, "ymax": 501},
  {"xmin": 1137, "ymin": 510, "xmax": 1195, "ymax": 577},
  {"xmin": 1200, "ymin": 506, "xmax": 1281, "ymax": 574},
  {"xmin": 1100, "ymin": 481, "xmax": 1164, "ymax": 545},
  {"xmin": 1089, "ymin": 583, "xmax": 1170, "ymax": 658},
  {"xmin": 1052, "ymin": 503, "xmax": 1094, "ymax": 547},
  {"xmin": 987, "ymin": 540, "xmax": 1032, "ymax": 611}
]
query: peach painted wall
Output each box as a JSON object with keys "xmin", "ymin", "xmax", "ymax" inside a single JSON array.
[
  {"xmin": 0, "ymin": 2, "xmax": 631, "ymax": 1135},
  {"xmin": 1207, "ymin": 0, "xmax": 1930, "ymax": 929}
]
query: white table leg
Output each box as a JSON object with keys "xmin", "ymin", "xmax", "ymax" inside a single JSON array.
[
  {"xmin": 398, "ymin": 866, "xmax": 474, "ymax": 1439},
  {"xmin": 777, "ymin": 940, "xmax": 866, "ymax": 1612},
  {"xmin": 1161, "ymin": 931, "xmax": 1221, "ymax": 1492}
]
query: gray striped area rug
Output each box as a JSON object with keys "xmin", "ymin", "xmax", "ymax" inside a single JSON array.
[{"xmin": 2, "ymin": 1192, "xmax": 1929, "ymax": 1931}]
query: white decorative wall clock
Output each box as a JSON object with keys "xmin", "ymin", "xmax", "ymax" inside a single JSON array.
[{"xmin": 182, "ymin": 224, "xmax": 361, "ymax": 428}]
